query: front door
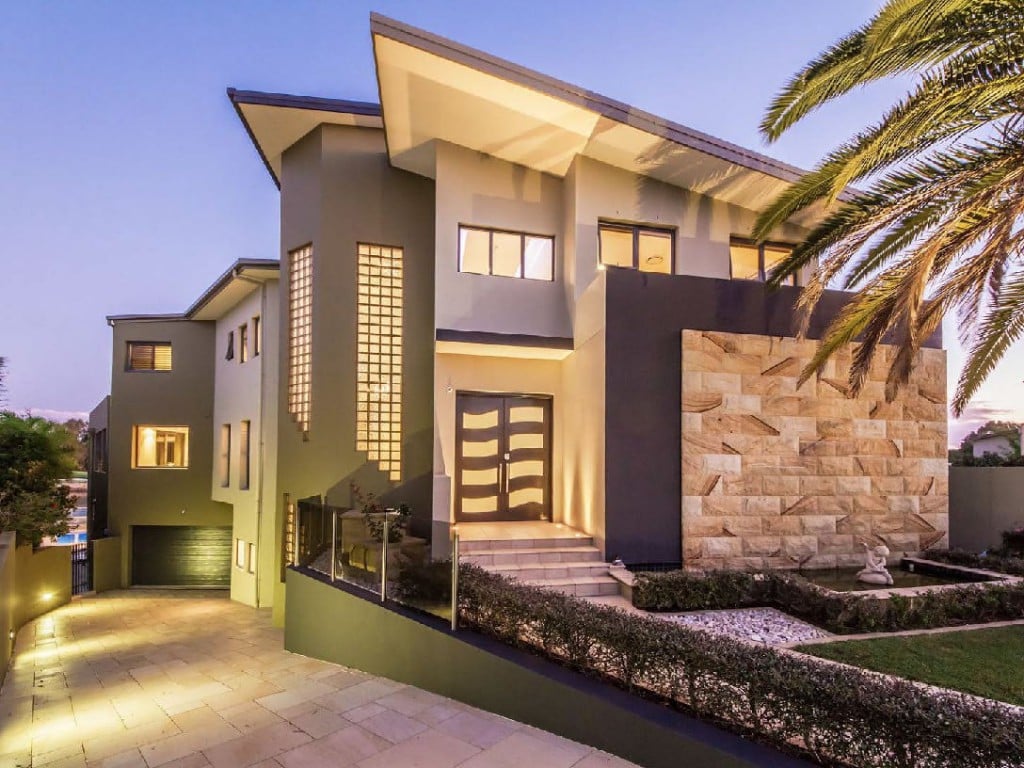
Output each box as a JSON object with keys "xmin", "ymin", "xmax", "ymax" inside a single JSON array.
[{"xmin": 455, "ymin": 393, "xmax": 552, "ymax": 523}]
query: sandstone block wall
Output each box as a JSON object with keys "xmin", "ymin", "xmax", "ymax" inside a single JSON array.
[{"xmin": 681, "ymin": 330, "xmax": 948, "ymax": 570}]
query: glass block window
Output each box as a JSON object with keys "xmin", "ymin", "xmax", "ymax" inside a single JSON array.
[
  {"xmin": 356, "ymin": 243, "xmax": 403, "ymax": 482},
  {"xmin": 288, "ymin": 244, "xmax": 313, "ymax": 435}
]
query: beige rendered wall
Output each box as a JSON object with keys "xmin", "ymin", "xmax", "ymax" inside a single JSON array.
[
  {"xmin": 0, "ymin": 533, "xmax": 14, "ymax": 683},
  {"xmin": 681, "ymin": 330, "xmax": 948, "ymax": 569},
  {"xmin": 433, "ymin": 353, "xmax": 564, "ymax": 529},
  {"xmin": 107, "ymin": 319, "xmax": 230, "ymax": 586},
  {"xmin": 92, "ymin": 536, "xmax": 121, "ymax": 593},
  {"xmin": 568, "ymin": 157, "xmax": 811, "ymax": 303},
  {"xmin": 434, "ymin": 142, "xmax": 571, "ymax": 338},
  {"xmin": 211, "ymin": 282, "xmax": 280, "ymax": 608}
]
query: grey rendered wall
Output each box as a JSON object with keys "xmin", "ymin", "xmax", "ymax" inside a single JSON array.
[
  {"xmin": 949, "ymin": 467, "xmax": 1024, "ymax": 551},
  {"xmin": 276, "ymin": 125, "xmax": 435, "ymax": 536},
  {"xmin": 107, "ymin": 319, "xmax": 230, "ymax": 585},
  {"xmin": 88, "ymin": 396, "xmax": 110, "ymax": 539}
]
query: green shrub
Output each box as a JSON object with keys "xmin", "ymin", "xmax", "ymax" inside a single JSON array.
[
  {"xmin": 458, "ymin": 565, "xmax": 1024, "ymax": 767},
  {"xmin": 632, "ymin": 569, "xmax": 1024, "ymax": 635},
  {"xmin": 394, "ymin": 558, "xmax": 452, "ymax": 603}
]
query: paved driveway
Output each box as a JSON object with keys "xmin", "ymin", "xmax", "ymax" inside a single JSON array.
[{"xmin": 0, "ymin": 591, "xmax": 635, "ymax": 768}]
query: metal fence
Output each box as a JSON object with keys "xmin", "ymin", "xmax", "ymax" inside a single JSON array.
[{"xmin": 71, "ymin": 541, "xmax": 91, "ymax": 595}]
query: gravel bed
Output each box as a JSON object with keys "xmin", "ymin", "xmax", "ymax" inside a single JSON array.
[{"xmin": 656, "ymin": 607, "xmax": 830, "ymax": 645}]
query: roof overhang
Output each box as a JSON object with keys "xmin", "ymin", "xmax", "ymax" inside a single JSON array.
[
  {"xmin": 371, "ymin": 13, "xmax": 842, "ymax": 226},
  {"xmin": 228, "ymin": 89, "xmax": 383, "ymax": 187},
  {"xmin": 186, "ymin": 259, "xmax": 280, "ymax": 321}
]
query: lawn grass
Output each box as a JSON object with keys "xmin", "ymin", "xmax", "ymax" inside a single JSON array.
[{"xmin": 798, "ymin": 625, "xmax": 1024, "ymax": 706}]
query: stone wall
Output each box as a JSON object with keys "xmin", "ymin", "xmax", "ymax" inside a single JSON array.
[{"xmin": 681, "ymin": 330, "xmax": 948, "ymax": 570}]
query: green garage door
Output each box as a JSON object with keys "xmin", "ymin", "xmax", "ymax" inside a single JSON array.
[{"xmin": 132, "ymin": 525, "xmax": 232, "ymax": 586}]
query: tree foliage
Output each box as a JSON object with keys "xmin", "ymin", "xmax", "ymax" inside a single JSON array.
[
  {"xmin": 753, "ymin": 0, "xmax": 1024, "ymax": 415},
  {"xmin": 0, "ymin": 412, "xmax": 76, "ymax": 546}
]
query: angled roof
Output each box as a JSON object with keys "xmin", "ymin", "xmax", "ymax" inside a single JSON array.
[
  {"xmin": 228, "ymin": 89, "xmax": 383, "ymax": 187},
  {"xmin": 228, "ymin": 14, "xmax": 845, "ymax": 223},
  {"xmin": 107, "ymin": 259, "xmax": 280, "ymax": 325}
]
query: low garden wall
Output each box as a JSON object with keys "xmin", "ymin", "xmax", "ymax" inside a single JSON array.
[
  {"xmin": 0, "ymin": 531, "xmax": 72, "ymax": 686},
  {"xmin": 92, "ymin": 536, "xmax": 121, "ymax": 592},
  {"xmin": 285, "ymin": 567, "xmax": 805, "ymax": 768}
]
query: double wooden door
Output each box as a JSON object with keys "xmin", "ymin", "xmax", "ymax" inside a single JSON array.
[{"xmin": 455, "ymin": 393, "xmax": 552, "ymax": 522}]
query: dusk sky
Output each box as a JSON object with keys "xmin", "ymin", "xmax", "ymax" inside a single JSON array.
[{"xmin": 2, "ymin": 1, "xmax": 1021, "ymax": 444}]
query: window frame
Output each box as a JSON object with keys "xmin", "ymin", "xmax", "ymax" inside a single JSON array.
[
  {"xmin": 219, "ymin": 424, "xmax": 231, "ymax": 487},
  {"xmin": 131, "ymin": 425, "xmax": 190, "ymax": 469},
  {"xmin": 597, "ymin": 221, "xmax": 676, "ymax": 274},
  {"xmin": 457, "ymin": 224, "xmax": 555, "ymax": 282},
  {"xmin": 252, "ymin": 315, "xmax": 261, "ymax": 357},
  {"xmin": 728, "ymin": 237, "xmax": 798, "ymax": 286},
  {"xmin": 125, "ymin": 341, "xmax": 172, "ymax": 372},
  {"xmin": 239, "ymin": 420, "xmax": 251, "ymax": 491},
  {"xmin": 239, "ymin": 323, "xmax": 249, "ymax": 363}
]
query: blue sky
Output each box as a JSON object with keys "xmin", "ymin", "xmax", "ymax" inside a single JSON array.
[{"xmin": 1, "ymin": 1, "xmax": 1021, "ymax": 443}]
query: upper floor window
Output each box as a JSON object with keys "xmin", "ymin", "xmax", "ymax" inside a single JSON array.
[
  {"xmin": 91, "ymin": 428, "xmax": 107, "ymax": 473},
  {"xmin": 239, "ymin": 420, "xmax": 251, "ymax": 490},
  {"xmin": 225, "ymin": 331, "xmax": 235, "ymax": 361},
  {"xmin": 458, "ymin": 225, "xmax": 554, "ymax": 281},
  {"xmin": 598, "ymin": 222, "xmax": 673, "ymax": 274},
  {"xmin": 239, "ymin": 323, "xmax": 249, "ymax": 363},
  {"xmin": 127, "ymin": 342, "xmax": 172, "ymax": 371},
  {"xmin": 729, "ymin": 239, "xmax": 797, "ymax": 285},
  {"xmin": 132, "ymin": 425, "xmax": 189, "ymax": 469},
  {"xmin": 219, "ymin": 424, "xmax": 231, "ymax": 487},
  {"xmin": 252, "ymin": 315, "xmax": 261, "ymax": 357}
]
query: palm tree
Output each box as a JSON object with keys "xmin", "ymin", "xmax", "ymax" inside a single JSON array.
[{"xmin": 753, "ymin": 0, "xmax": 1024, "ymax": 416}]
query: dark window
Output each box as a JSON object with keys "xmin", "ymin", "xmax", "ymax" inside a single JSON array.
[
  {"xmin": 598, "ymin": 222, "xmax": 674, "ymax": 274},
  {"xmin": 239, "ymin": 420, "xmax": 251, "ymax": 490},
  {"xmin": 239, "ymin": 323, "xmax": 249, "ymax": 363},
  {"xmin": 127, "ymin": 342, "xmax": 172, "ymax": 371},
  {"xmin": 729, "ymin": 238, "xmax": 797, "ymax": 285},
  {"xmin": 225, "ymin": 331, "xmax": 234, "ymax": 361},
  {"xmin": 92, "ymin": 429, "xmax": 107, "ymax": 473},
  {"xmin": 458, "ymin": 225, "xmax": 554, "ymax": 281},
  {"xmin": 252, "ymin": 315, "xmax": 261, "ymax": 356}
]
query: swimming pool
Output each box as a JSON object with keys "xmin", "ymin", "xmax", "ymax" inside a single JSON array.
[{"xmin": 55, "ymin": 532, "xmax": 88, "ymax": 545}]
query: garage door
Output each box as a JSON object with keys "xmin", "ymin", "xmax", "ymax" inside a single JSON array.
[{"xmin": 132, "ymin": 525, "xmax": 232, "ymax": 586}]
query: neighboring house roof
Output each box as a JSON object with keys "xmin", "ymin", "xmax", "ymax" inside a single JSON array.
[
  {"xmin": 229, "ymin": 14, "xmax": 851, "ymax": 225},
  {"xmin": 107, "ymin": 259, "xmax": 280, "ymax": 325}
]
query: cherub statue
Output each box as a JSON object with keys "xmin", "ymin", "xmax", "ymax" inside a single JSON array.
[{"xmin": 856, "ymin": 543, "xmax": 894, "ymax": 586}]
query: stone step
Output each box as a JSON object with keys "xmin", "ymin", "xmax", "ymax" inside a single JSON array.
[
  {"xmin": 459, "ymin": 535, "xmax": 593, "ymax": 553},
  {"xmin": 488, "ymin": 561, "xmax": 611, "ymax": 580},
  {"xmin": 460, "ymin": 546, "xmax": 603, "ymax": 566},
  {"xmin": 522, "ymin": 576, "xmax": 621, "ymax": 598}
]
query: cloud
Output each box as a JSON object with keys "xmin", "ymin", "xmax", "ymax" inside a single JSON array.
[{"xmin": 949, "ymin": 400, "xmax": 1024, "ymax": 447}]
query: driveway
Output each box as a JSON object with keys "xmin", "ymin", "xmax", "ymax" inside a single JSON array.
[{"xmin": 0, "ymin": 591, "xmax": 635, "ymax": 768}]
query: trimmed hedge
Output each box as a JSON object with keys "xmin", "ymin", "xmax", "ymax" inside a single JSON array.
[
  {"xmin": 458, "ymin": 565, "xmax": 1024, "ymax": 767},
  {"xmin": 632, "ymin": 569, "xmax": 1024, "ymax": 634}
]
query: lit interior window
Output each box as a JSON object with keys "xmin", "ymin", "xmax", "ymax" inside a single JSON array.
[
  {"xmin": 638, "ymin": 230, "xmax": 672, "ymax": 274},
  {"xmin": 763, "ymin": 244, "xmax": 797, "ymax": 286},
  {"xmin": 288, "ymin": 245, "xmax": 313, "ymax": 434},
  {"xmin": 598, "ymin": 226, "xmax": 633, "ymax": 268},
  {"xmin": 457, "ymin": 225, "xmax": 554, "ymax": 280},
  {"xmin": 356, "ymin": 243, "xmax": 403, "ymax": 482},
  {"xmin": 127, "ymin": 342, "xmax": 172, "ymax": 371},
  {"xmin": 729, "ymin": 242, "xmax": 761, "ymax": 280},
  {"xmin": 132, "ymin": 426, "xmax": 189, "ymax": 468}
]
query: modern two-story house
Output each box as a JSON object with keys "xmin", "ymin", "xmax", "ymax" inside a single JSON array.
[
  {"xmin": 89, "ymin": 260, "xmax": 280, "ymax": 603},
  {"xmin": 221, "ymin": 13, "xmax": 948, "ymax": 592}
]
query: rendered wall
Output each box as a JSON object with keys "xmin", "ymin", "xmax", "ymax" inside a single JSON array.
[
  {"xmin": 92, "ymin": 536, "xmax": 122, "ymax": 593},
  {"xmin": 276, "ymin": 125, "xmax": 435, "ymax": 541},
  {"xmin": 681, "ymin": 330, "xmax": 948, "ymax": 569},
  {"xmin": 107, "ymin": 318, "xmax": 229, "ymax": 586},
  {"xmin": 12, "ymin": 544, "xmax": 71, "ymax": 630},
  {"xmin": 949, "ymin": 467, "xmax": 1024, "ymax": 552},
  {"xmin": 0, "ymin": 533, "xmax": 14, "ymax": 684},
  {"xmin": 434, "ymin": 142, "xmax": 570, "ymax": 339}
]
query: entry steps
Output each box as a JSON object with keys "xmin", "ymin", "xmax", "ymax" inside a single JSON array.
[{"xmin": 460, "ymin": 534, "xmax": 619, "ymax": 597}]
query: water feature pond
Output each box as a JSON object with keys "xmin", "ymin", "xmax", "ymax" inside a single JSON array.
[{"xmin": 800, "ymin": 563, "xmax": 997, "ymax": 592}]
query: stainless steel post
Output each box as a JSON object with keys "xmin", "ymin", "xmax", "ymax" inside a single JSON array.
[
  {"xmin": 450, "ymin": 528, "xmax": 459, "ymax": 632},
  {"xmin": 330, "ymin": 509, "xmax": 337, "ymax": 582},
  {"xmin": 380, "ymin": 513, "xmax": 389, "ymax": 603}
]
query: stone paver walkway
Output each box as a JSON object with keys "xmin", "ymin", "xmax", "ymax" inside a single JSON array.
[{"xmin": 0, "ymin": 591, "xmax": 637, "ymax": 768}]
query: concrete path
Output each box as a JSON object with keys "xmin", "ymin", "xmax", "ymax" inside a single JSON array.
[{"xmin": 0, "ymin": 591, "xmax": 637, "ymax": 768}]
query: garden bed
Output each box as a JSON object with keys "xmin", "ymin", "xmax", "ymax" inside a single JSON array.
[{"xmin": 458, "ymin": 565, "xmax": 1024, "ymax": 767}]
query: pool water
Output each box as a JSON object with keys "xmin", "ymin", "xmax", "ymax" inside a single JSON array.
[
  {"xmin": 800, "ymin": 566, "xmax": 992, "ymax": 592},
  {"xmin": 55, "ymin": 532, "xmax": 88, "ymax": 545}
]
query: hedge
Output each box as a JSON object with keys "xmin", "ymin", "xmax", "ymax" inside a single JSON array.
[
  {"xmin": 458, "ymin": 565, "xmax": 1024, "ymax": 768},
  {"xmin": 632, "ymin": 569, "xmax": 1024, "ymax": 634}
]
